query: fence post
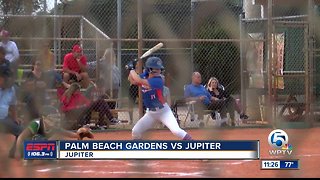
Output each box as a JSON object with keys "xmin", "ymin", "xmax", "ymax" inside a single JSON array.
[
  {"xmin": 96, "ymin": 31, "xmax": 100, "ymax": 83},
  {"xmin": 267, "ymin": 0, "xmax": 274, "ymax": 126},
  {"xmin": 117, "ymin": 0, "xmax": 122, "ymax": 100},
  {"xmin": 57, "ymin": 15, "xmax": 62, "ymax": 66},
  {"xmin": 239, "ymin": 13, "xmax": 247, "ymax": 116},
  {"xmin": 190, "ymin": 0, "xmax": 195, "ymax": 72},
  {"xmin": 80, "ymin": 17, "xmax": 83, "ymax": 48},
  {"xmin": 137, "ymin": 0, "xmax": 144, "ymax": 119},
  {"xmin": 53, "ymin": 0, "xmax": 58, "ymax": 67},
  {"xmin": 307, "ymin": 0, "xmax": 315, "ymax": 126}
]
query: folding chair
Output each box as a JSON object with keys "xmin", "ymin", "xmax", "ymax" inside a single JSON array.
[{"xmin": 183, "ymin": 100, "xmax": 197, "ymax": 127}]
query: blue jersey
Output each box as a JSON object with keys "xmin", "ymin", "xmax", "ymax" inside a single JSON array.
[
  {"xmin": 184, "ymin": 83, "xmax": 212, "ymax": 105},
  {"xmin": 139, "ymin": 74, "xmax": 165, "ymax": 109}
]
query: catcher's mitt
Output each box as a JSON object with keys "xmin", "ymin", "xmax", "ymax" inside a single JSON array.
[{"xmin": 77, "ymin": 126, "xmax": 94, "ymax": 140}]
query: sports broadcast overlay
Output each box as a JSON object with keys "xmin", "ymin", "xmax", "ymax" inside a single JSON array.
[
  {"xmin": 22, "ymin": 129, "xmax": 302, "ymax": 171},
  {"xmin": 24, "ymin": 140, "xmax": 260, "ymax": 160},
  {"xmin": 261, "ymin": 159, "xmax": 299, "ymax": 170}
]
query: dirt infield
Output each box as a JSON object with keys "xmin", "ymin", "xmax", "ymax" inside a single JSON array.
[{"xmin": 0, "ymin": 127, "xmax": 319, "ymax": 178}]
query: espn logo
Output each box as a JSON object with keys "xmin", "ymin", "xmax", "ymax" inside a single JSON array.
[{"xmin": 25, "ymin": 143, "xmax": 56, "ymax": 151}]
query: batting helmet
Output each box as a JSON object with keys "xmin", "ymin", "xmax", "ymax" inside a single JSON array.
[{"xmin": 145, "ymin": 57, "xmax": 164, "ymax": 70}]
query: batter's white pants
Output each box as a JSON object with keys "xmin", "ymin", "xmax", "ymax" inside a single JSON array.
[{"xmin": 132, "ymin": 103, "xmax": 188, "ymax": 139}]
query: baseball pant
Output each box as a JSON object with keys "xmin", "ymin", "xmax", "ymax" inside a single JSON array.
[{"xmin": 132, "ymin": 103, "xmax": 188, "ymax": 139}]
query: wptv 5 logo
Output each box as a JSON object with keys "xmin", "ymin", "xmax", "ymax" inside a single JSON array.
[{"xmin": 268, "ymin": 129, "xmax": 293, "ymax": 156}]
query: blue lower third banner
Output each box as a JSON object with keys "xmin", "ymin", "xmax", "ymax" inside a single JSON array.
[
  {"xmin": 58, "ymin": 140, "xmax": 260, "ymax": 160},
  {"xmin": 24, "ymin": 140, "xmax": 57, "ymax": 159}
]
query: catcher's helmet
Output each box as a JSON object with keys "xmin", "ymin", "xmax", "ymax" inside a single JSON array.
[{"xmin": 145, "ymin": 57, "xmax": 164, "ymax": 70}]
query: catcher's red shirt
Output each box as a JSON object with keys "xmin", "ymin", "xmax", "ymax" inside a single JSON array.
[{"xmin": 57, "ymin": 87, "xmax": 90, "ymax": 112}]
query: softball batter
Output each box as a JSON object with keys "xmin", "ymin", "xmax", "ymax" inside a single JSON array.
[{"xmin": 126, "ymin": 56, "xmax": 192, "ymax": 140}]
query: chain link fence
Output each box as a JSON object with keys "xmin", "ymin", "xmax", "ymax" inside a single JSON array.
[
  {"xmin": 311, "ymin": 2, "xmax": 320, "ymax": 126},
  {"xmin": 0, "ymin": 13, "xmax": 115, "ymax": 129},
  {"xmin": 240, "ymin": 1, "xmax": 320, "ymax": 128},
  {"xmin": 1, "ymin": 0, "xmax": 320, "ymax": 178},
  {"xmin": 1, "ymin": 0, "xmax": 319, "ymax": 131}
]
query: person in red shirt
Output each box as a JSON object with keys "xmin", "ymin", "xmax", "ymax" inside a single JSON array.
[
  {"xmin": 63, "ymin": 44, "xmax": 90, "ymax": 88},
  {"xmin": 57, "ymin": 80, "xmax": 119, "ymax": 130},
  {"xmin": 57, "ymin": 82, "xmax": 91, "ymax": 130}
]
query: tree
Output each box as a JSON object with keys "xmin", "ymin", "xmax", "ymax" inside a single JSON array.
[
  {"xmin": 194, "ymin": 19, "xmax": 240, "ymax": 94},
  {"xmin": 0, "ymin": 0, "xmax": 44, "ymax": 15},
  {"xmin": 0, "ymin": 0, "xmax": 46, "ymax": 30}
]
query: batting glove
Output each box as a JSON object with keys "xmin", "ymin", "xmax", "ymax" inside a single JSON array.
[
  {"xmin": 125, "ymin": 59, "xmax": 137, "ymax": 71},
  {"xmin": 140, "ymin": 69, "xmax": 149, "ymax": 78}
]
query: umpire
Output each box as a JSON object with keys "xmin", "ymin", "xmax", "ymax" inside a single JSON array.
[{"xmin": 0, "ymin": 65, "xmax": 23, "ymax": 158}]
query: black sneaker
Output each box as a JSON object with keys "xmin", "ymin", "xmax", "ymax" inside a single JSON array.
[
  {"xmin": 240, "ymin": 113, "xmax": 249, "ymax": 119},
  {"xmin": 110, "ymin": 118, "xmax": 120, "ymax": 124}
]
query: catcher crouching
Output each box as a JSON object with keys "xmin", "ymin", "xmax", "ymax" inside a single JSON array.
[{"xmin": 15, "ymin": 108, "xmax": 94, "ymax": 160}]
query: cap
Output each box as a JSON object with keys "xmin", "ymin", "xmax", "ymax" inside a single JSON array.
[
  {"xmin": 0, "ymin": 30, "xmax": 10, "ymax": 37},
  {"xmin": 72, "ymin": 45, "xmax": 82, "ymax": 53}
]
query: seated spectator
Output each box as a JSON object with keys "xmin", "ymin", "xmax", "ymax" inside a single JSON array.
[
  {"xmin": 0, "ymin": 66, "xmax": 23, "ymax": 158},
  {"xmin": 206, "ymin": 77, "xmax": 248, "ymax": 120},
  {"xmin": 99, "ymin": 48, "xmax": 121, "ymax": 106},
  {"xmin": 58, "ymin": 80, "xmax": 118, "ymax": 130},
  {"xmin": 37, "ymin": 41, "xmax": 55, "ymax": 72},
  {"xmin": 82, "ymin": 79, "xmax": 119, "ymax": 130},
  {"xmin": 62, "ymin": 45, "xmax": 90, "ymax": 88},
  {"xmin": 37, "ymin": 40, "xmax": 58, "ymax": 89},
  {"xmin": 0, "ymin": 30, "xmax": 19, "ymax": 76},
  {"xmin": 21, "ymin": 60, "xmax": 48, "ymax": 121},
  {"xmin": 184, "ymin": 72, "xmax": 230, "ymax": 126},
  {"xmin": 0, "ymin": 46, "xmax": 10, "ymax": 69},
  {"xmin": 0, "ymin": 46, "xmax": 20, "ymax": 97}
]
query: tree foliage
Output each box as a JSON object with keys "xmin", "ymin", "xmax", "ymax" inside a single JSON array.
[{"xmin": 0, "ymin": 0, "xmax": 44, "ymax": 15}]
